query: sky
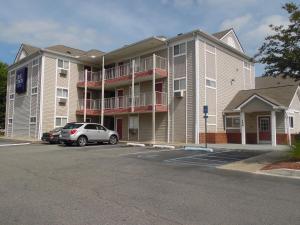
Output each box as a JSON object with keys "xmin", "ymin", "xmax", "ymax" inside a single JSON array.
[{"xmin": 0, "ymin": 0, "xmax": 291, "ymax": 76}]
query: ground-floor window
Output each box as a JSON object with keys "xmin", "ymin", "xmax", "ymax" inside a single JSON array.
[
  {"xmin": 225, "ymin": 116, "xmax": 240, "ymax": 129},
  {"xmin": 289, "ymin": 116, "xmax": 294, "ymax": 128},
  {"xmin": 55, "ymin": 117, "xmax": 68, "ymax": 127},
  {"xmin": 129, "ymin": 116, "xmax": 139, "ymax": 135}
]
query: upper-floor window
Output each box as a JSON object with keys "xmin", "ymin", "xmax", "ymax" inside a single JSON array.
[
  {"xmin": 31, "ymin": 87, "xmax": 38, "ymax": 95},
  {"xmin": 58, "ymin": 59, "xmax": 69, "ymax": 70},
  {"xmin": 174, "ymin": 43, "xmax": 186, "ymax": 56},
  {"xmin": 174, "ymin": 78, "xmax": 186, "ymax": 92},
  {"xmin": 32, "ymin": 59, "xmax": 39, "ymax": 67},
  {"xmin": 244, "ymin": 62, "xmax": 250, "ymax": 70},
  {"xmin": 206, "ymin": 79, "xmax": 216, "ymax": 88},
  {"xmin": 30, "ymin": 117, "xmax": 37, "ymax": 124},
  {"xmin": 57, "ymin": 88, "xmax": 68, "ymax": 98},
  {"xmin": 8, "ymin": 118, "xmax": 13, "ymax": 124},
  {"xmin": 9, "ymin": 94, "xmax": 14, "ymax": 100}
]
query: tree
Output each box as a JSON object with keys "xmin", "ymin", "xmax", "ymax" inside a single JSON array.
[
  {"xmin": 255, "ymin": 2, "xmax": 300, "ymax": 79},
  {"xmin": 0, "ymin": 61, "xmax": 8, "ymax": 129}
]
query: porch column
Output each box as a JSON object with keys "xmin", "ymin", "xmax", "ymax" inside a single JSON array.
[
  {"xmin": 84, "ymin": 69, "xmax": 87, "ymax": 122},
  {"xmin": 101, "ymin": 56, "xmax": 105, "ymax": 125},
  {"xmin": 271, "ymin": 110, "xmax": 277, "ymax": 146},
  {"xmin": 131, "ymin": 59, "xmax": 135, "ymax": 112},
  {"xmin": 152, "ymin": 54, "xmax": 156, "ymax": 143},
  {"xmin": 240, "ymin": 111, "xmax": 246, "ymax": 145}
]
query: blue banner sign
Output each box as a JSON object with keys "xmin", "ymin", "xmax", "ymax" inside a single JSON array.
[
  {"xmin": 203, "ymin": 105, "xmax": 208, "ymax": 114},
  {"xmin": 16, "ymin": 67, "xmax": 28, "ymax": 94}
]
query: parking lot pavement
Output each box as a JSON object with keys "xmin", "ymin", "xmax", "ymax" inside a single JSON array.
[
  {"xmin": 0, "ymin": 138, "xmax": 31, "ymax": 147},
  {"xmin": 127, "ymin": 149, "xmax": 266, "ymax": 168}
]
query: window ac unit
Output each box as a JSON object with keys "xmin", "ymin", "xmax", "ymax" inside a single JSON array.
[
  {"xmin": 60, "ymin": 69, "xmax": 68, "ymax": 75},
  {"xmin": 58, "ymin": 97, "xmax": 67, "ymax": 103},
  {"xmin": 174, "ymin": 90, "xmax": 184, "ymax": 98}
]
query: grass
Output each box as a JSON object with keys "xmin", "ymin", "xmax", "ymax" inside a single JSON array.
[{"xmin": 290, "ymin": 140, "xmax": 300, "ymax": 161}]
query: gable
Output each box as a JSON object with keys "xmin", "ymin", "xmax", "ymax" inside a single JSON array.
[
  {"xmin": 15, "ymin": 46, "xmax": 28, "ymax": 63},
  {"xmin": 220, "ymin": 30, "xmax": 244, "ymax": 53},
  {"xmin": 289, "ymin": 89, "xmax": 300, "ymax": 111},
  {"xmin": 242, "ymin": 97, "xmax": 274, "ymax": 112}
]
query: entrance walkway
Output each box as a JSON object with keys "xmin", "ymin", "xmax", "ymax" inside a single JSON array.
[{"xmin": 195, "ymin": 144, "xmax": 289, "ymax": 151}]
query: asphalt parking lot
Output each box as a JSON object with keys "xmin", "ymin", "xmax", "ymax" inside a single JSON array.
[{"xmin": 0, "ymin": 140, "xmax": 299, "ymax": 225}]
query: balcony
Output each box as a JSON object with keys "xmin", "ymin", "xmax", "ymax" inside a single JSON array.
[
  {"xmin": 77, "ymin": 55, "xmax": 167, "ymax": 89},
  {"xmin": 76, "ymin": 92, "xmax": 167, "ymax": 116}
]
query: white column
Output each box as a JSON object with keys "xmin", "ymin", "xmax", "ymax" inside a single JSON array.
[
  {"xmin": 240, "ymin": 111, "xmax": 246, "ymax": 145},
  {"xmin": 167, "ymin": 44, "xmax": 170, "ymax": 143},
  {"xmin": 101, "ymin": 56, "xmax": 105, "ymax": 125},
  {"xmin": 84, "ymin": 69, "xmax": 87, "ymax": 122},
  {"xmin": 152, "ymin": 54, "xmax": 156, "ymax": 143},
  {"xmin": 271, "ymin": 110, "xmax": 277, "ymax": 146},
  {"xmin": 195, "ymin": 37, "xmax": 200, "ymax": 144},
  {"xmin": 131, "ymin": 59, "xmax": 135, "ymax": 112}
]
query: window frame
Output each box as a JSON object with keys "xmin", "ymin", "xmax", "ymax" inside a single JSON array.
[
  {"xmin": 57, "ymin": 59, "xmax": 69, "ymax": 70},
  {"xmin": 30, "ymin": 116, "xmax": 37, "ymax": 124},
  {"xmin": 8, "ymin": 118, "xmax": 13, "ymax": 124},
  {"xmin": 205, "ymin": 78, "xmax": 217, "ymax": 89},
  {"xmin": 129, "ymin": 116, "xmax": 139, "ymax": 129},
  {"xmin": 173, "ymin": 42, "xmax": 186, "ymax": 57},
  {"xmin": 9, "ymin": 93, "xmax": 15, "ymax": 100},
  {"xmin": 31, "ymin": 86, "xmax": 38, "ymax": 95},
  {"xmin": 174, "ymin": 77, "xmax": 186, "ymax": 92},
  {"xmin": 56, "ymin": 87, "xmax": 68, "ymax": 99},
  {"xmin": 289, "ymin": 116, "xmax": 294, "ymax": 129},
  {"xmin": 55, "ymin": 117, "xmax": 68, "ymax": 127},
  {"xmin": 225, "ymin": 116, "xmax": 240, "ymax": 129}
]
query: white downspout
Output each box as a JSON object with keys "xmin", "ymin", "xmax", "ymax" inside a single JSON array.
[
  {"xmin": 131, "ymin": 59, "xmax": 135, "ymax": 112},
  {"xmin": 152, "ymin": 54, "xmax": 156, "ymax": 144},
  {"xmin": 195, "ymin": 35, "xmax": 200, "ymax": 144},
  {"xmin": 167, "ymin": 43, "xmax": 170, "ymax": 143},
  {"xmin": 101, "ymin": 56, "xmax": 105, "ymax": 125},
  {"xmin": 84, "ymin": 69, "xmax": 87, "ymax": 122}
]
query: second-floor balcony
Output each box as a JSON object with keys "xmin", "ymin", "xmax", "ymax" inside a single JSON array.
[
  {"xmin": 77, "ymin": 55, "xmax": 167, "ymax": 89},
  {"xmin": 76, "ymin": 92, "xmax": 167, "ymax": 116}
]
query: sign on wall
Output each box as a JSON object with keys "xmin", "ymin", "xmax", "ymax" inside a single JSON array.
[{"xmin": 16, "ymin": 67, "xmax": 28, "ymax": 94}]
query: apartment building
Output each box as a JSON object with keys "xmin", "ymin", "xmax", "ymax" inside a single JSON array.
[{"xmin": 6, "ymin": 28, "xmax": 256, "ymax": 144}]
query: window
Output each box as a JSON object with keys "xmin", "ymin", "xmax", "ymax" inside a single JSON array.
[
  {"xmin": 8, "ymin": 118, "xmax": 13, "ymax": 124},
  {"xmin": 129, "ymin": 116, "xmax": 139, "ymax": 129},
  {"xmin": 30, "ymin": 117, "xmax": 36, "ymax": 124},
  {"xmin": 31, "ymin": 87, "xmax": 38, "ymax": 95},
  {"xmin": 84, "ymin": 124, "xmax": 97, "ymax": 130},
  {"xmin": 244, "ymin": 62, "xmax": 250, "ymax": 69},
  {"xmin": 63, "ymin": 123, "xmax": 83, "ymax": 129},
  {"xmin": 96, "ymin": 125, "xmax": 106, "ymax": 131},
  {"xmin": 58, "ymin": 59, "xmax": 69, "ymax": 69},
  {"xmin": 206, "ymin": 79, "xmax": 216, "ymax": 88},
  {"xmin": 289, "ymin": 116, "xmax": 294, "ymax": 128},
  {"xmin": 57, "ymin": 88, "xmax": 68, "ymax": 98},
  {"xmin": 56, "ymin": 117, "xmax": 68, "ymax": 127},
  {"xmin": 9, "ymin": 94, "xmax": 14, "ymax": 100},
  {"xmin": 226, "ymin": 116, "xmax": 240, "ymax": 129},
  {"xmin": 174, "ymin": 43, "xmax": 186, "ymax": 56},
  {"xmin": 174, "ymin": 78, "xmax": 186, "ymax": 92},
  {"xmin": 32, "ymin": 59, "xmax": 39, "ymax": 66}
]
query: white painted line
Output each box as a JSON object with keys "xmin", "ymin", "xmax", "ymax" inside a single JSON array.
[
  {"xmin": 184, "ymin": 146, "xmax": 214, "ymax": 152},
  {"xmin": 153, "ymin": 144, "xmax": 175, "ymax": 149},
  {"xmin": 0, "ymin": 143, "xmax": 31, "ymax": 147},
  {"xmin": 127, "ymin": 143, "xmax": 146, "ymax": 147}
]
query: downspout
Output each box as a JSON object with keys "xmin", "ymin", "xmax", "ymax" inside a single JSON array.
[
  {"xmin": 152, "ymin": 54, "xmax": 156, "ymax": 144},
  {"xmin": 194, "ymin": 33, "xmax": 200, "ymax": 144},
  {"xmin": 101, "ymin": 56, "xmax": 105, "ymax": 125},
  {"xmin": 167, "ymin": 42, "xmax": 170, "ymax": 143},
  {"xmin": 84, "ymin": 69, "xmax": 87, "ymax": 122}
]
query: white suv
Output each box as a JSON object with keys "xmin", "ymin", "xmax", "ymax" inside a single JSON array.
[{"xmin": 60, "ymin": 123, "xmax": 119, "ymax": 146}]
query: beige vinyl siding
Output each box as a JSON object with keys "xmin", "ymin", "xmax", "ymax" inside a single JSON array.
[
  {"xmin": 242, "ymin": 98, "xmax": 273, "ymax": 113},
  {"xmin": 186, "ymin": 40, "xmax": 195, "ymax": 142},
  {"xmin": 215, "ymin": 47, "xmax": 247, "ymax": 133},
  {"xmin": 198, "ymin": 40, "xmax": 206, "ymax": 133},
  {"xmin": 155, "ymin": 112, "xmax": 167, "ymax": 142},
  {"xmin": 42, "ymin": 56, "xmax": 56, "ymax": 132},
  {"xmin": 5, "ymin": 71, "xmax": 15, "ymax": 136},
  {"xmin": 276, "ymin": 111, "xmax": 285, "ymax": 133},
  {"xmin": 168, "ymin": 46, "xmax": 174, "ymax": 142},
  {"xmin": 288, "ymin": 91, "xmax": 300, "ymax": 133},
  {"xmin": 221, "ymin": 32, "xmax": 243, "ymax": 52},
  {"xmin": 139, "ymin": 114, "xmax": 152, "ymax": 141}
]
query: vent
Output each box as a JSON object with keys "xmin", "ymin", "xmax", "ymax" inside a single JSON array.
[{"xmin": 174, "ymin": 90, "xmax": 184, "ymax": 98}]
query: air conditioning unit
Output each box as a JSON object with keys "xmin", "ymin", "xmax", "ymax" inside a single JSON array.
[
  {"xmin": 58, "ymin": 97, "xmax": 67, "ymax": 104},
  {"xmin": 60, "ymin": 69, "xmax": 68, "ymax": 75},
  {"xmin": 174, "ymin": 90, "xmax": 184, "ymax": 98}
]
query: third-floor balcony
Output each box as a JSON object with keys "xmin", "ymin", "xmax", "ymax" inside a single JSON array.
[
  {"xmin": 77, "ymin": 55, "xmax": 167, "ymax": 89},
  {"xmin": 76, "ymin": 92, "xmax": 167, "ymax": 116}
]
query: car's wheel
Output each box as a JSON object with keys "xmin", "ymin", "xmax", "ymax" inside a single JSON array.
[
  {"xmin": 77, "ymin": 136, "xmax": 88, "ymax": 147},
  {"xmin": 109, "ymin": 135, "xmax": 118, "ymax": 145}
]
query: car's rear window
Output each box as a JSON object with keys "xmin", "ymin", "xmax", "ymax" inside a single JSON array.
[
  {"xmin": 63, "ymin": 123, "xmax": 83, "ymax": 129},
  {"xmin": 52, "ymin": 127, "xmax": 62, "ymax": 132}
]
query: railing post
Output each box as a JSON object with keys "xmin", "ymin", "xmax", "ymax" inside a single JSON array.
[
  {"xmin": 152, "ymin": 54, "xmax": 156, "ymax": 144},
  {"xmin": 84, "ymin": 69, "xmax": 87, "ymax": 122},
  {"xmin": 101, "ymin": 56, "xmax": 105, "ymax": 125},
  {"xmin": 131, "ymin": 59, "xmax": 135, "ymax": 112}
]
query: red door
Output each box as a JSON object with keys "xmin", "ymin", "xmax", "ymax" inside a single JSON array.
[
  {"xmin": 155, "ymin": 83, "xmax": 163, "ymax": 104},
  {"xmin": 117, "ymin": 89, "xmax": 124, "ymax": 108},
  {"xmin": 116, "ymin": 119, "xmax": 123, "ymax": 140},
  {"xmin": 258, "ymin": 117, "xmax": 271, "ymax": 143}
]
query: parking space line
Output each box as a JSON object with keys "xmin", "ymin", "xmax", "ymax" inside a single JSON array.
[{"xmin": 0, "ymin": 143, "xmax": 31, "ymax": 147}]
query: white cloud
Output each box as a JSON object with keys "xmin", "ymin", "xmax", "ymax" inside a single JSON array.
[
  {"xmin": 0, "ymin": 20, "xmax": 113, "ymax": 49},
  {"xmin": 220, "ymin": 14, "xmax": 252, "ymax": 31}
]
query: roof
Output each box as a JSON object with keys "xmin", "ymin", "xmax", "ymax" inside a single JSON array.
[
  {"xmin": 45, "ymin": 45, "xmax": 104, "ymax": 58},
  {"xmin": 22, "ymin": 44, "xmax": 40, "ymax": 55},
  {"xmin": 225, "ymin": 85, "xmax": 299, "ymax": 111},
  {"xmin": 256, "ymin": 75, "xmax": 300, "ymax": 89},
  {"xmin": 212, "ymin": 28, "xmax": 232, "ymax": 39}
]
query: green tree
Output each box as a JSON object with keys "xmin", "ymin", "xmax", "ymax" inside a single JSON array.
[
  {"xmin": 255, "ymin": 2, "xmax": 300, "ymax": 79},
  {"xmin": 0, "ymin": 61, "xmax": 8, "ymax": 129}
]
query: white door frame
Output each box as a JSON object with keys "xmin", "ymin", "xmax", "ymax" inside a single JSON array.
[{"xmin": 257, "ymin": 115, "xmax": 271, "ymax": 144}]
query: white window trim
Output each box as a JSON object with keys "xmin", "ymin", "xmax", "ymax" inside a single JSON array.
[
  {"xmin": 9, "ymin": 93, "xmax": 15, "ymax": 100},
  {"xmin": 55, "ymin": 116, "xmax": 68, "ymax": 127},
  {"xmin": 31, "ymin": 86, "xmax": 38, "ymax": 95},
  {"xmin": 205, "ymin": 78, "xmax": 217, "ymax": 89},
  {"xmin": 30, "ymin": 116, "xmax": 37, "ymax": 124},
  {"xmin": 174, "ymin": 77, "xmax": 186, "ymax": 92},
  {"xmin": 173, "ymin": 42, "xmax": 186, "ymax": 57},
  {"xmin": 56, "ymin": 87, "xmax": 69, "ymax": 98},
  {"xmin": 225, "ymin": 116, "xmax": 241, "ymax": 129},
  {"xmin": 57, "ymin": 59, "xmax": 70, "ymax": 70},
  {"xmin": 8, "ymin": 118, "xmax": 13, "ymax": 124},
  {"xmin": 32, "ymin": 59, "xmax": 39, "ymax": 67}
]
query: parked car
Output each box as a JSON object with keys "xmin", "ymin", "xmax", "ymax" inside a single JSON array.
[
  {"xmin": 59, "ymin": 123, "xmax": 119, "ymax": 146},
  {"xmin": 41, "ymin": 127, "xmax": 63, "ymax": 144}
]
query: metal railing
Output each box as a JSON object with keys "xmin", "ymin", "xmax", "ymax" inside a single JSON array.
[
  {"xmin": 78, "ymin": 92, "xmax": 167, "ymax": 111},
  {"xmin": 78, "ymin": 55, "xmax": 167, "ymax": 82}
]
